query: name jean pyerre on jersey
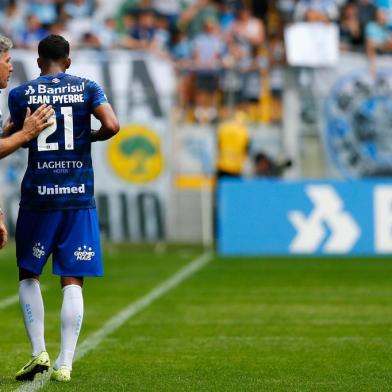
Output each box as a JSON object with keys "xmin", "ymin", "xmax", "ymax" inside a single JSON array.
[
  {"xmin": 37, "ymin": 161, "xmax": 84, "ymax": 170},
  {"xmin": 37, "ymin": 184, "xmax": 86, "ymax": 195},
  {"xmin": 26, "ymin": 82, "xmax": 86, "ymax": 105}
]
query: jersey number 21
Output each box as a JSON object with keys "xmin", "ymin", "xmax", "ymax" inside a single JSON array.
[{"xmin": 37, "ymin": 106, "xmax": 74, "ymax": 151}]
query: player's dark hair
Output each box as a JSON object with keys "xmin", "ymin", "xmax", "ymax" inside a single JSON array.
[{"xmin": 38, "ymin": 34, "xmax": 69, "ymax": 61}]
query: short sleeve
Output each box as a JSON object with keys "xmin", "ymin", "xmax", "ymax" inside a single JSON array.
[
  {"xmin": 87, "ymin": 80, "xmax": 109, "ymax": 110},
  {"xmin": 8, "ymin": 88, "xmax": 25, "ymax": 132}
]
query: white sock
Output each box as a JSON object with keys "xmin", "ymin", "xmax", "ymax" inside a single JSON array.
[
  {"xmin": 54, "ymin": 284, "xmax": 84, "ymax": 369},
  {"xmin": 19, "ymin": 279, "xmax": 46, "ymax": 356}
]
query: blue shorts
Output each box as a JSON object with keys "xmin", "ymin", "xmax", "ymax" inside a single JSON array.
[{"xmin": 16, "ymin": 208, "xmax": 103, "ymax": 277}]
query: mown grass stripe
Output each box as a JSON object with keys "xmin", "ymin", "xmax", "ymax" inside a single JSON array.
[{"xmin": 0, "ymin": 284, "xmax": 47, "ymax": 311}]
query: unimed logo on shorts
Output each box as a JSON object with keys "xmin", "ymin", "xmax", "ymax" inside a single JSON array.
[{"xmin": 74, "ymin": 245, "xmax": 95, "ymax": 261}]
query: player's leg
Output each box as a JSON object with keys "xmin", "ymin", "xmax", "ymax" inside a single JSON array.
[
  {"xmin": 51, "ymin": 276, "xmax": 84, "ymax": 382},
  {"xmin": 14, "ymin": 209, "xmax": 58, "ymax": 381},
  {"xmin": 16, "ymin": 269, "xmax": 50, "ymax": 381},
  {"xmin": 51, "ymin": 208, "xmax": 103, "ymax": 382},
  {"xmin": 19, "ymin": 268, "xmax": 46, "ymax": 357}
]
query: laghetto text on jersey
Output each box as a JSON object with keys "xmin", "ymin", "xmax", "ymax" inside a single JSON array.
[{"xmin": 8, "ymin": 73, "xmax": 108, "ymax": 210}]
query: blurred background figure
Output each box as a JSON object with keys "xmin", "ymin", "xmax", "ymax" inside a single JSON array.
[
  {"xmin": 254, "ymin": 152, "xmax": 292, "ymax": 177},
  {"xmin": 17, "ymin": 14, "xmax": 48, "ymax": 49},
  {"xmin": 366, "ymin": 8, "xmax": 392, "ymax": 74},
  {"xmin": 339, "ymin": 3, "xmax": 363, "ymax": 52},
  {"xmin": 294, "ymin": 0, "xmax": 339, "ymax": 23},
  {"xmin": 192, "ymin": 18, "xmax": 224, "ymax": 123},
  {"xmin": 178, "ymin": 0, "xmax": 218, "ymax": 38},
  {"xmin": 216, "ymin": 112, "xmax": 249, "ymax": 179}
]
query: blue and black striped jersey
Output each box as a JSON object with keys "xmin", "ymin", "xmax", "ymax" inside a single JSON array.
[{"xmin": 8, "ymin": 72, "xmax": 108, "ymax": 210}]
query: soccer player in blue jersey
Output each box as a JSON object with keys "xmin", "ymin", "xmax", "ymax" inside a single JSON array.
[{"xmin": 8, "ymin": 35, "xmax": 119, "ymax": 382}]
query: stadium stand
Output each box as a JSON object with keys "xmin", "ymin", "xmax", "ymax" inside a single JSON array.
[{"xmin": 0, "ymin": 0, "xmax": 382, "ymax": 125}]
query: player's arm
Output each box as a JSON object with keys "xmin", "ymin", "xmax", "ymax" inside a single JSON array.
[
  {"xmin": 88, "ymin": 80, "xmax": 119, "ymax": 142},
  {"xmin": 91, "ymin": 103, "xmax": 120, "ymax": 142},
  {"xmin": 0, "ymin": 208, "xmax": 7, "ymax": 249},
  {"xmin": 0, "ymin": 105, "xmax": 54, "ymax": 159}
]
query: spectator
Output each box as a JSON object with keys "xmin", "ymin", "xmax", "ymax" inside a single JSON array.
[
  {"xmin": 47, "ymin": 21, "xmax": 73, "ymax": 45},
  {"xmin": 121, "ymin": 12, "xmax": 136, "ymax": 37},
  {"xmin": 178, "ymin": 0, "xmax": 219, "ymax": 38},
  {"xmin": 65, "ymin": 0, "xmax": 95, "ymax": 18},
  {"xmin": 65, "ymin": 0, "xmax": 96, "ymax": 43},
  {"xmin": 122, "ymin": 9, "xmax": 156, "ymax": 50},
  {"xmin": 268, "ymin": 31, "xmax": 285, "ymax": 122},
  {"xmin": 242, "ymin": 45, "xmax": 268, "ymax": 104},
  {"xmin": 276, "ymin": 0, "xmax": 296, "ymax": 21},
  {"xmin": 358, "ymin": 0, "xmax": 377, "ymax": 31},
  {"xmin": 221, "ymin": 39, "xmax": 248, "ymax": 108},
  {"xmin": 218, "ymin": 0, "xmax": 237, "ymax": 33},
  {"xmin": 294, "ymin": 0, "xmax": 339, "ymax": 23},
  {"xmin": 152, "ymin": 14, "xmax": 171, "ymax": 54},
  {"xmin": 92, "ymin": 0, "xmax": 123, "ymax": 22},
  {"xmin": 172, "ymin": 28, "xmax": 193, "ymax": 113},
  {"xmin": 95, "ymin": 18, "xmax": 119, "ymax": 49},
  {"xmin": 340, "ymin": 3, "xmax": 363, "ymax": 51},
  {"xmin": 116, "ymin": 0, "xmax": 139, "ymax": 33},
  {"xmin": 0, "ymin": 0, "xmax": 26, "ymax": 40},
  {"xmin": 366, "ymin": 8, "xmax": 392, "ymax": 75},
  {"xmin": 192, "ymin": 18, "xmax": 225, "ymax": 122},
  {"xmin": 27, "ymin": 0, "xmax": 59, "ymax": 26},
  {"xmin": 229, "ymin": 5, "xmax": 265, "ymax": 48},
  {"xmin": 152, "ymin": 0, "xmax": 184, "ymax": 30},
  {"xmin": 80, "ymin": 31, "xmax": 101, "ymax": 49},
  {"xmin": 17, "ymin": 14, "xmax": 48, "ymax": 49},
  {"xmin": 375, "ymin": 0, "xmax": 392, "ymax": 26}
]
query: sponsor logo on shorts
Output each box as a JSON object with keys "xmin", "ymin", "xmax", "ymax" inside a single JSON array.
[
  {"xmin": 32, "ymin": 242, "xmax": 45, "ymax": 259},
  {"xmin": 74, "ymin": 245, "xmax": 95, "ymax": 261}
]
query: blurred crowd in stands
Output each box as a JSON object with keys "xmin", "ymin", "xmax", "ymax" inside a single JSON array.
[{"xmin": 0, "ymin": 0, "xmax": 391, "ymax": 123}]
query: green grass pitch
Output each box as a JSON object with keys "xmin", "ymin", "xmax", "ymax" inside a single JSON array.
[{"xmin": 0, "ymin": 244, "xmax": 391, "ymax": 391}]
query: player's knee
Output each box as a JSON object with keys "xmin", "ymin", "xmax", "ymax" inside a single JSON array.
[
  {"xmin": 19, "ymin": 268, "xmax": 39, "ymax": 281},
  {"xmin": 61, "ymin": 276, "xmax": 84, "ymax": 288}
]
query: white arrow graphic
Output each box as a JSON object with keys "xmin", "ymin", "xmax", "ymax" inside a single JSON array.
[{"xmin": 289, "ymin": 185, "xmax": 361, "ymax": 253}]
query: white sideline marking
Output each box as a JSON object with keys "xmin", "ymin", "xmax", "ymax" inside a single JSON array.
[
  {"xmin": 14, "ymin": 252, "xmax": 213, "ymax": 392},
  {"xmin": 0, "ymin": 285, "xmax": 47, "ymax": 311}
]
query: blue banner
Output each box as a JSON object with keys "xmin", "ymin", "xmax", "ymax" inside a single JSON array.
[{"xmin": 217, "ymin": 179, "xmax": 392, "ymax": 256}]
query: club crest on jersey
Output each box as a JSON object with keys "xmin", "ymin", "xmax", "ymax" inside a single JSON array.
[
  {"xmin": 25, "ymin": 85, "xmax": 35, "ymax": 95},
  {"xmin": 74, "ymin": 245, "xmax": 95, "ymax": 261},
  {"xmin": 32, "ymin": 243, "xmax": 45, "ymax": 259}
]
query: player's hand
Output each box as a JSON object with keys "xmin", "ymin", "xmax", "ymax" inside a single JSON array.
[
  {"xmin": 22, "ymin": 104, "xmax": 55, "ymax": 142},
  {"xmin": 0, "ymin": 215, "xmax": 8, "ymax": 249},
  {"xmin": 2, "ymin": 117, "xmax": 14, "ymax": 137}
]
